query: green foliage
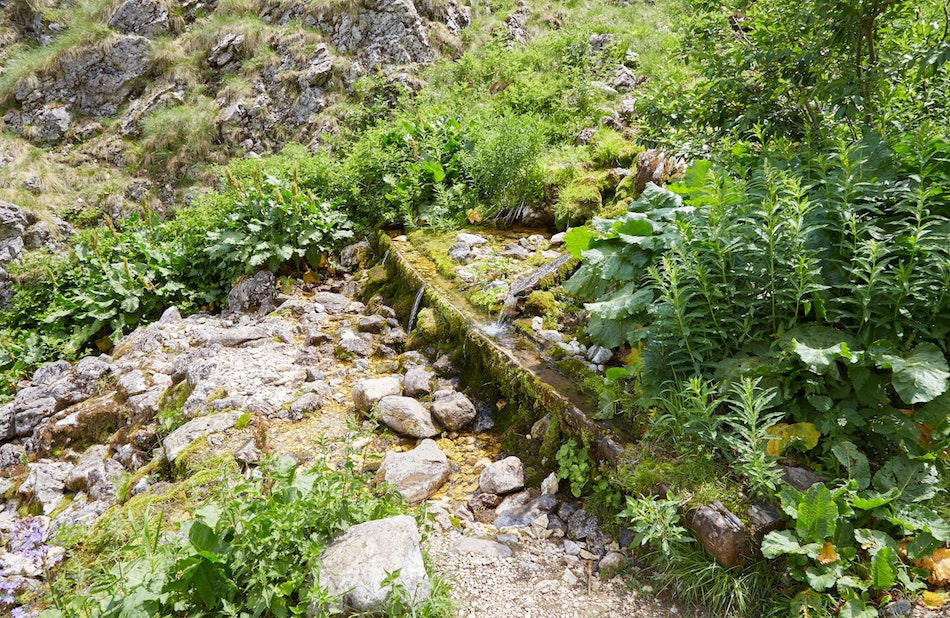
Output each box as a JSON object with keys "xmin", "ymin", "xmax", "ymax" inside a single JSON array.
[
  {"xmin": 46, "ymin": 453, "xmax": 450, "ymax": 617},
  {"xmin": 761, "ymin": 454, "xmax": 945, "ymax": 614},
  {"xmin": 617, "ymin": 493, "xmax": 692, "ymax": 557},
  {"xmin": 206, "ymin": 170, "xmax": 353, "ymax": 274},
  {"xmin": 555, "ymin": 438, "xmax": 591, "ymax": 498}
]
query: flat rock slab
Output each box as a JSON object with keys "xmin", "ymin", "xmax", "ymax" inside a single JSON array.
[
  {"xmin": 162, "ymin": 411, "xmax": 243, "ymax": 463},
  {"xmin": 318, "ymin": 515, "xmax": 430, "ymax": 613},
  {"xmin": 452, "ymin": 537, "xmax": 512, "ymax": 558},
  {"xmin": 352, "ymin": 377, "xmax": 402, "ymax": 413},
  {"xmin": 376, "ymin": 396, "xmax": 439, "ymax": 438},
  {"xmin": 375, "ymin": 439, "xmax": 450, "ymax": 504}
]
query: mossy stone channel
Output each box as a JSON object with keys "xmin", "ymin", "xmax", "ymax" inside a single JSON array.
[{"xmin": 372, "ymin": 231, "xmax": 627, "ymax": 469}]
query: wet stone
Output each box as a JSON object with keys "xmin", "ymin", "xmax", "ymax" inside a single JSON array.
[
  {"xmin": 375, "ymin": 439, "xmax": 450, "ymax": 504},
  {"xmin": 429, "ymin": 391, "xmax": 476, "ymax": 431}
]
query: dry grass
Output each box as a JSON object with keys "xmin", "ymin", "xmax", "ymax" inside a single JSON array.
[{"xmin": 0, "ymin": 132, "xmax": 135, "ymax": 222}]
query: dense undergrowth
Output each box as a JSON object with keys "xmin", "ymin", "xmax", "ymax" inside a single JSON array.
[{"xmin": 1, "ymin": 0, "xmax": 949, "ymax": 615}]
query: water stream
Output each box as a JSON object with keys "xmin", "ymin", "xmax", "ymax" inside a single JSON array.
[{"xmin": 407, "ymin": 285, "xmax": 425, "ymax": 332}]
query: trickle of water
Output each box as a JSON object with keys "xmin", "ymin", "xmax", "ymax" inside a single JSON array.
[
  {"xmin": 407, "ymin": 286, "xmax": 425, "ymax": 332},
  {"xmin": 380, "ymin": 249, "xmax": 390, "ymax": 266}
]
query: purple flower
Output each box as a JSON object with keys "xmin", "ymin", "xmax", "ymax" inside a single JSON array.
[
  {"xmin": 11, "ymin": 606, "xmax": 25, "ymax": 618},
  {"xmin": 9, "ymin": 518, "xmax": 48, "ymax": 560},
  {"xmin": 0, "ymin": 576, "xmax": 22, "ymax": 606}
]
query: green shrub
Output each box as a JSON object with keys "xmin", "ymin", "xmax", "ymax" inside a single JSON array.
[{"xmin": 206, "ymin": 169, "xmax": 353, "ymax": 274}]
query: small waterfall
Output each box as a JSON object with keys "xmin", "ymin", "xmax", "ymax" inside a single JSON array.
[
  {"xmin": 407, "ymin": 285, "xmax": 425, "ymax": 332},
  {"xmin": 380, "ymin": 249, "xmax": 390, "ymax": 266},
  {"xmin": 480, "ymin": 253, "xmax": 572, "ymax": 338}
]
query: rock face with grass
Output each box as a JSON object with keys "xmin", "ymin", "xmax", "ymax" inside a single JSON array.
[
  {"xmin": 317, "ymin": 515, "xmax": 430, "ymax": 613},
  {"xmin": 162, "ymin": 411, "xmax": 244, "ymax": 463},
  {"xmin": 314, "ymin": 0, "xmax": 434, "ymax": 68},
  {"xmin": 107, "ymin": 0, "xmax": 170, "ymax": 37}
]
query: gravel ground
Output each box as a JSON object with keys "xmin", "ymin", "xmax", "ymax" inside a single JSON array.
[{"xmin": 427, "ymin": 523, "xmax": 696, "ymax": 618}]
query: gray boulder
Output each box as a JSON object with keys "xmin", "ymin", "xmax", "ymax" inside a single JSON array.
[
  {"xmin": 493, "ymin": 494, "xmax": 558, "ymax": 528},
  {"xmin": 337, "ymin": 329, "xmax": 374, "ymax": 357},
  {"xmin": 402, "ymin": 366, "xmax": 433, "ymax": 397},
  {"xmin": 375, "ymin": 396, "xmax": 439, "ymax": 438},
  {"xmin": 317, "ymin": 515, "xmax": 430, "ymax": 613},
  {"xmin": 65, "ymin": 444, "xmax": 125, "ymax": 500},
  {"xmin": 314, "ymin": 0, "xmax": 434, "ymax": 69},
  {"xmin": 0, "ymin": 201, "xmax": 27, "ymax": 263},
  {"xmin": 108, "ymin": 0, "xmax": 170, "ymax": 37},
  {"xmin": 0, "ymin": 442, "xmax": 26, "ymax": 468},
  {"xmin": 32, "ymin": 360, "xmax": 72, "ymax": 387},
  {"xmin": 352, "ymin": 377, "xmax": 402, "ymax": 413},
  {"xmin": 428, "ymin": 391, "xmax": 476, "ymax": 431},
  {"xmin": 225, "ymin": 270, "xmax": 275, "ymax": 316},
  {"xmin": 162, "ymin": 411, "xmax": 243, "ymax": 463},
  {"xmin": 479, "ymin": 456, "xmax": 525, "ymax": 495},
  {"xmin": 18, "ymin": 461, "xmax": 73, "ymax": 514},
  {"xmin": 311, "ymin": 291, "xmax": 356, "ymax": 313},
  {"xmin": 375, "ymin": 439, "xmax": 450, "ymax": 503}
]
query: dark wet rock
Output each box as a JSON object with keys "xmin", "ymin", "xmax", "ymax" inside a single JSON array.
[
  {"xmin": 432, "ymin": 354, "xmax": 457, "ymax": 376},
  {"xmin": 882, "ymin": 599, "xmax": 913, "ymax": 617},
  {"xmin": 375, "ymin": 396, "xmax": 439, "ymax": 438},
  {"xmin": 468, "ymin": 492, "xmax": 504, "ymax": 513},
  {"xmin": 225, "ymin": 270, "xmax": 275, "ymax": 316},
  {"xmin": 317, "ymin": 515, "xmax": 430, "ymax": 614},
  {"xmin": 781, "ymin": 465, "xmax": 826, "ymax": 491},
  {"xmin": 352, "ymin": 377, "xmax": 402, "ymax": 413},
  {"xmin": 375, "ymin": 438, "xmax": 450, "ymax": 503},
  {"xmin": 493, "ymin": 494, "xmax": 558, "ymax": 528},
  {"xmin": 479, "ymin": 456, "xmax": 525, "ymax": 495},
  {"xmin": 567, "ymin": 509, "xmax": 607, "ymax": 546}
]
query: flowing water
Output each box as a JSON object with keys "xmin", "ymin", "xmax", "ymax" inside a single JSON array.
[{"xmin": 407, "ymin": 285, "xmax": 425, "ymax": 332}]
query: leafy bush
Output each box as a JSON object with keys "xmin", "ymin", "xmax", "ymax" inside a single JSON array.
[
  {"xmin": 45, "ymin": 454, "xmax": 450, "ymax": 617},
  {"xmin": 206, "ymin": 170, "xmax": 353, "ymax": 274}
]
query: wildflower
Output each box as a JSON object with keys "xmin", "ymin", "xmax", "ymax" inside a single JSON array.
[{"xmin": 9, "ymin": 518, "xmax": 48, "ymax": 561}]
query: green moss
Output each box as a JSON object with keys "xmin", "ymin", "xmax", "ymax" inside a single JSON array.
[
  {"xmin": 172, "ymin": 439, "xmax": 240, "ymax": 480},
  {"xmin": 587, "ymin": 127, "xmax": 642, "ymax": 168},
  {"xmin": 555, "ymin": 174, "xmax": 602, "ymax": 228},
  {"xmin": 159, "ymin": 380, "xmax": 191, "ymax": 414},
  {"xmin": 525, "ymin": 290, "xmax": 557, "ymax": 316}
]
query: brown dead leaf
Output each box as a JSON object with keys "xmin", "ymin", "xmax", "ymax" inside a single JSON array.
[
  {"xmin": 817, "ymin": 541, "xmax": 838, "ymax": 565},
  {"xmin": 918, "ymin": 548, "xmax": 950, "ymax": 587},
  {"xmin": 467, "ymin": 207, "xmax": 483, "ymax": 224}
]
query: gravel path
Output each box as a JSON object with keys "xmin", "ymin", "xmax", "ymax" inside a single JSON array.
[{"xmin": 427, "ymin": 522, "xmax": 695, "ymax": 618}]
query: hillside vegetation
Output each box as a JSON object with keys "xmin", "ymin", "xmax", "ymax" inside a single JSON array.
[{"xmin": 0, "ymin": 0, "xmax": 949, "ymax": 615}]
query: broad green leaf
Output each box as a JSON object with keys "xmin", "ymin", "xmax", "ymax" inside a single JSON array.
[
  {"xmin": 187, "ymin": 520, "xmax": 219, "ymax": 554},
  {"xmin": 791, "ymin": 338, "xmax": 853, "ymax": 375},
  {"xmin": 613, "ymin": 214, "xmax": 654, "ymax": 238},
  {"xmin": 796, "ymin": 484, "xmax": 838, "ymax": 542},
  {"xmin": 564, "ymin": 226, "xmax": 595, "ymax": 259},
  {"xmin": 839, "ymin": 599, "xmax": 878, "ymax": 618},
  {"xmin": 853, "ymin": 528, "xmax": 898, "ymax": 555},
  {"xmin": 850, "ymin": 488, "xmax": 899, "ymax": 510},
  {"xmin": 831, "ymin": 441, "xmax": 871, "ymax": 490},
  {"xmin": 584, "ymin": 287, "xmax": 653, "ymax": 320},
  {"xmin": 871, "ymin": 456, "xmax": 939, "ymax": 503},
  {"xmin": 761, "ymin": 530, "xmax": 804, "ymax": 557},
  {"xmin": 804, "ymin": 563, "xmax": 840, "ymax": 590},
  {"xmin": 868, "ymin": 546, "xmax": 897, "ymax": 589},
  {"xmin": 887, "ymin": 503, "xmax": 950, "ymax": 541},
  {"xmin": 906, "ymin": 532, "xmax": 942, "ymax": 560},
  {"xmin": 879, "ymin": 342, "xmax": 950, "ymax": 404}
]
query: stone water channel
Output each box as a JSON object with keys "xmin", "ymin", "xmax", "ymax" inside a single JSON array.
[{"xmin": 0, "ymin": 235, "xmax": 699, "ymax": 616}]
